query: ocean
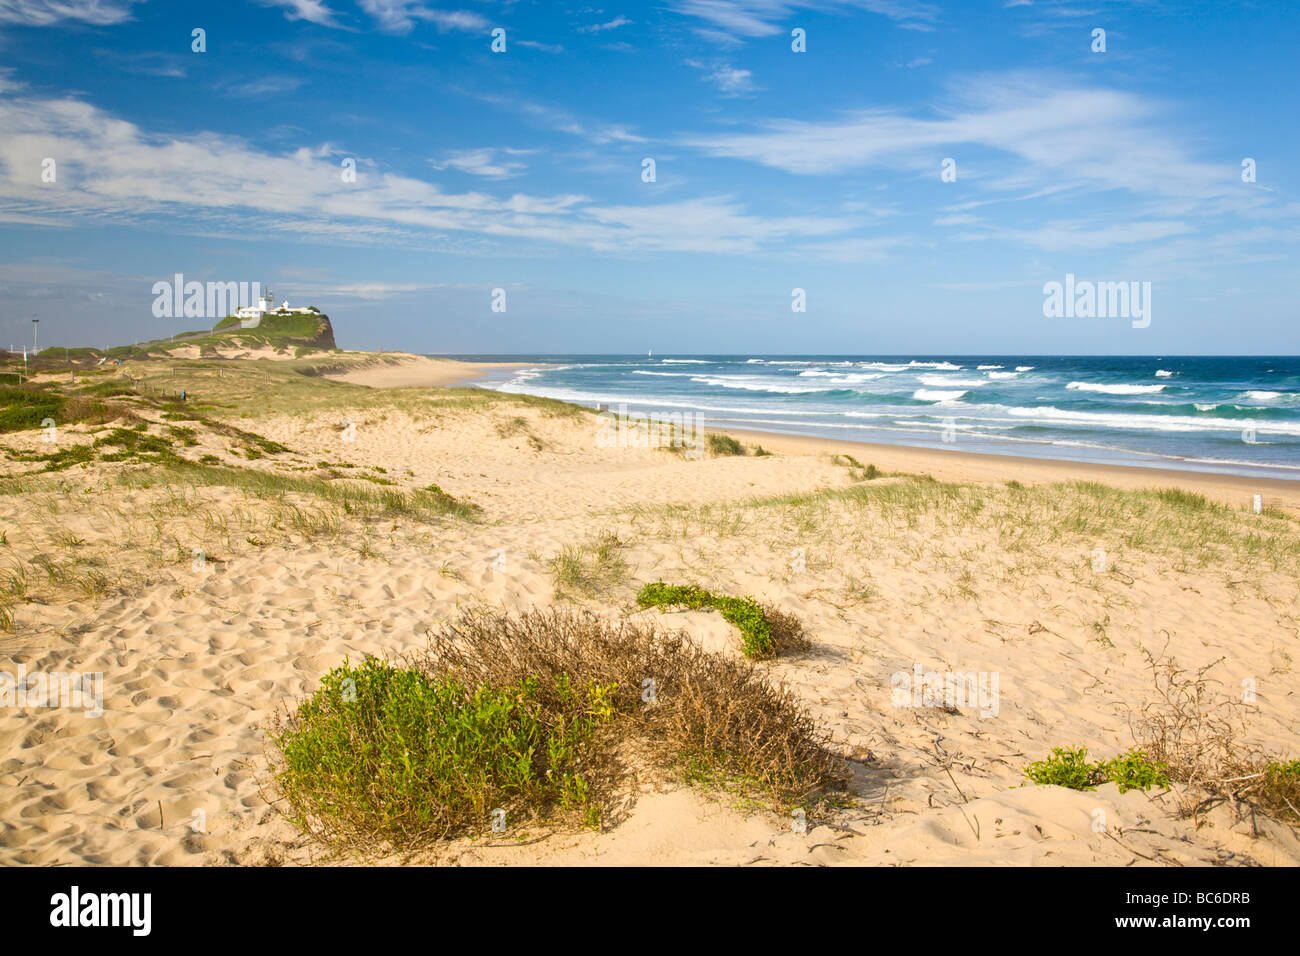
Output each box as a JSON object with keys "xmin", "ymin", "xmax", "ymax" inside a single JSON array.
[{"xmin": 445, "ymin": 355, "xmax": 1300, "ymax": 481}]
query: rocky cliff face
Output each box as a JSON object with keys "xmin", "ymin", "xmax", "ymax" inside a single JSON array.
[{"xmin": 307, "ymin": 313, "xmax": 337, "ymax": 350}]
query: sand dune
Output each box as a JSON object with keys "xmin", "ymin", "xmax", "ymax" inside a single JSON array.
[{"xmin": 1, "ymin": 363, "xmax": 1297, "ymax": 866}]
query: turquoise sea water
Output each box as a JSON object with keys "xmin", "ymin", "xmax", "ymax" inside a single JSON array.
[{"xmin": 444, "ymin": 355, "xmax": 1300, "ymax": 480}]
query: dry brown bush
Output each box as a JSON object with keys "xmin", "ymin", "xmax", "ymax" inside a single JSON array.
[
  {"xmin": 411, "ymin": 607, "xmax": 848, "ymax": 810},
  {"xmin": 1133, "ymin": 651, "xmax": 1300, "ymax": 824}
]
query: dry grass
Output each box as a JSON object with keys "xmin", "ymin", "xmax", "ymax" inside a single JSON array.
[
  {"xmin": 630, "ymin": 475, "xmax": 1300, "ymax": 602},
  {"xmin": 1133, "ymin": 651, "xmax": 1300, "ymax": 824},
  {"xmin": 760, "ymin": 602, "xmax": 813, "ymax": 656}
]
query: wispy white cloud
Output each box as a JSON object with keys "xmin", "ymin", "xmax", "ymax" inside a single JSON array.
[
  {"xmin": 582, "ymin": 196, "xmax": 849, "ymax": 254},
  {"xmin": 472, "ymin": 91, "xmax": 647, "ymax": 145},
  {"xmin": 255, "ymin": 0, "xmax": 342, "ymax": 27},
  {"xmin": 687, "ymin": 59, "xmax": 757, "ymax": 94},
  {"xmin": 684, "ymin": 72, "xmax": 1238, "ymax": 203},
  {"xmin": 670, "ymin": 0, "xmax": 940, "ymax": 39},
  {"xmin": 0, "ymin": 89, "xmax": 852, "ymax": 256},
  {"xmin": 797, "ymin": 234, "xmax": 911, "ymax": 262},
  {"xmin": 92, "ymin": 47, "xmax": 187, "ymax": 78},
  {"xmin": 430, "ymin": 148, "xmax": 530, "ymax": 179},
  {"xmin": 517, "ymin": 39, "xmax": 564, "ymax": 53},
  {"xmin": 579, "ymin": 15, "xmax": 631, "ymax": 33},
  {"xmin": 219, "ymin": 75, "xmax": 308, "ymax": 97},
  {"xmin": 357, "ymin": 1, "xmax": 487, "ymax": 34},
  {"xmin": 952, "ymin": 218, "xmax": 1195, "ymax": 251},
  {"xmin": 0, "ymin": 0, "xmax": 141, "ymax": 25}
]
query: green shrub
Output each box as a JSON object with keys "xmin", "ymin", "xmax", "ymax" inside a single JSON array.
[
  {"xmin": 1260, "ymin": 760, "xmax": 1300, "ymax": 820},
  {"xmin": 831, "ymin": 454, "xmax": 879, "ymax": 481},
  {"xmin": 38, "ymin": 445, "xmax": 96, "ymax": 472},
  {"xmin": 1024, "ymin": 747, "xmax": 1106, "ymax": 791},
  {"xmin": 166, "ymin": 425, "xmax": 200, "ymax": 446},
  {"xmin": 0, "ymin": 387, "xmax": 62, "ymax": 433},
  {"xmin": 1025, "ymin": 746, "xmax": 1169, "ymax": 793},
  {"xmin": 3, "ymin": 442, "xmax": 96, "ymax": 472},
  {"xmin": 271, "ymin": 658, "xmax": 616, "ymax": 845},
  {"xmin": 636, "ymin": 581, "xmax": 809, "ymax": 658},
  {"xmin": 1099, "ymin": 748, "xmax": 1170, "ymax": 794},
  {"xmin": 76, "ymin": 382, "xmax": 135, "ymax": 398}
]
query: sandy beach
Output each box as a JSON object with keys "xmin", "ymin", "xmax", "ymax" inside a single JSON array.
[
  {"xmin": 1, "ymin": 353, "xmax": 1297, "ymax": 867},
  {"xmin": 320, "ymin": 353, "xmax": 529, "ymax": 389}
]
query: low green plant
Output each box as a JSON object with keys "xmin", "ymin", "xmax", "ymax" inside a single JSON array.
[
  {"xmin": 270, "ymin": 658, "xmax": 617, "ymax": 846},
  {"xmin": 93, "ymin": 427, "xmax": 182, "ymax": 463},
  {"xmin": 1025, "ymin": 746, "xmax": 1169, "ymax": 793},
  {"xmin": 636, "ymin": 581, "xmax": 809, "ymax": 658},
  {"xmin": 1024, "ymin": 747, "xmax": 1103, "ymax": 790},
  {"xmin": 830, "ymin": 454, "xmax": 879, "ymax": 481},
  {"xmin": 166, "ymin": 425, "xmax": 200, "ymax": 446},
  {"xmin": 6, "ymin": 443, "xmax": 96, "ymax": 473},
  {"xmin": 269, "ymin": 609, "xmax": 846, "ymax": 853},
  {"xmin": 1099, "ymin": 748, "xmax": 1171, "ymax": 794},
  {"xmin": 1260, "ymin": 760, "xmax": 1300, "ymax": 820}
]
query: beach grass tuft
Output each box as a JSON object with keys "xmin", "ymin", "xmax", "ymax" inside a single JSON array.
[
  {"xmin": 706, "ymin": 433, "xmax": 745, "ymax": 457},
  {"xmin": 548, "ymin": 530, "xmax": 628, "ymax": 599}
]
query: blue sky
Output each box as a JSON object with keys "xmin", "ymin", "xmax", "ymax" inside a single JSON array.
[{"xmin": 0, "ymin": 0, "xmax": 1296, "ymax": 354}]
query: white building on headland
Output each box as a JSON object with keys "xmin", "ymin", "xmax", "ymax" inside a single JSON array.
[{"xmin": 234, "ymin": 287, "xmax": 317, "ymax": 328}]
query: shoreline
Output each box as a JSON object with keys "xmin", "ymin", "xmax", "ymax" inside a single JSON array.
[
  {"xmin": 324, "ymin": 352, "xmax": 1299, "ymax": 505},
  {"xmin": 716, "ymin": 425, "xmax": 1300, "ymax": 509},
  {"xmin": 460, "ymin": 365, "xmax": 1300, "ymax": 508}
]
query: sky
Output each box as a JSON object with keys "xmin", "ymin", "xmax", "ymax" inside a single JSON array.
[{"xmin": 0, "ymin": 0, "xmax": 1296, "ymax": 354}]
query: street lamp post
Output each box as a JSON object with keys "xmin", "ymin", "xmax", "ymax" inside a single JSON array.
[{"xmin": 32, "ymin": 317, "xmax": 38, "ymax": 355}]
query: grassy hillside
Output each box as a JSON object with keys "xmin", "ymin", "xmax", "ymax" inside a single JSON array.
[
  {"xmin": 7, "ymin": 311, "xmax": 339, "ymax": 369},
  {"xmin": 184, "ymin": 310, "xmax": 337, "ymax": 353}
]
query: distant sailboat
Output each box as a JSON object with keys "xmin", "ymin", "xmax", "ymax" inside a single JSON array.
[{"xmin": 648, "ymin": 348, "xmax": 653, "ymax": 358}]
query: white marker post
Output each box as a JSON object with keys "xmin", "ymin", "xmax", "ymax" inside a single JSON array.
[{"xmin": 1253, "ymin": 493, "xmax": 1263, "ymax": 515}]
